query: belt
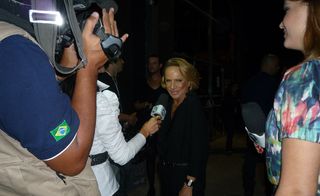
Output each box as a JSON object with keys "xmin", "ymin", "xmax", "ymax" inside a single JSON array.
[
  {"xmin": 160, "ymin": 160, "xmax": 188, "ymax": 167},
  {"xmin": 89, "ymin": 151, "xmax": 109, "ymax": 166}
]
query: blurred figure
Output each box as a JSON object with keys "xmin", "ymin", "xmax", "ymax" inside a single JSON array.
[
  {"xmin": 222, "ymin": 82, "xmax": 241, "ymax": 154},
  {"xmin": 157, "ymin": 57, "xmax": 208, "ymax": 196},
  {"xmin": 134, "ymin": 54, "xmax": 166, "ymax": 196},
  {"xmin": 241, "ymin": 53, "xmax": 280, "ymax": 196},
  {"xmin": 265, "ymin": 0, "xmax": 320, "ymax": 195}
]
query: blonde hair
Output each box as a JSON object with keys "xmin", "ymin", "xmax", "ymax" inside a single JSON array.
[{"xmin": 161, "ymin": 57, "xmax": 200, "ymax": 90}]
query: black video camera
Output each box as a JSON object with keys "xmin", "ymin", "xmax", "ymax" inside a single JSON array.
[{"xmin": 55, "ymin": 3, "xmax": 122, "ymax": 63}]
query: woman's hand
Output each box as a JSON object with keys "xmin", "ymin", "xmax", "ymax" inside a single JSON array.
[
  {"xmin": 179, "ymin": 185, "xmax": 192, "ymax": 196},
  {"xmin": 254, "ymin": 143, "xmax": 264, "ymax": 154},
  {"xmin": 140, "ymin": 116, "xmax": 161, "ymax": 138}
]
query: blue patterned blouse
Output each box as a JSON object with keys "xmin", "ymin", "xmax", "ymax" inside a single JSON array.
[{"xmin": 266, "ymin": 59, "xmax": 320, "ymax": 195}]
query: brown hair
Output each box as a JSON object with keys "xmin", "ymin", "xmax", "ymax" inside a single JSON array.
[
  {"xmin": 289, "ymin": 0, "xmax": 320, "ymax": 59},
  {"xmin": 161, "ymin": 57, "xmax": 200, "ymax": 90}
]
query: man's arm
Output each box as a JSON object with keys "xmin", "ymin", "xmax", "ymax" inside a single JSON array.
[{"xmin": 45, "ymin": 9, "xmax": 128, "ymax": 176}]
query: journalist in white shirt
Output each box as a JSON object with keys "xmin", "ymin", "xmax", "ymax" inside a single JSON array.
[{"xmin": 90, "ymin": 81, "xmax": 161, "ymax": 196}]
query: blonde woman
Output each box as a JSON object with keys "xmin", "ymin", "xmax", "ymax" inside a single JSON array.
[{"xmin": 157, "ymin": 57, "xmax": 208, "ymax": 196}]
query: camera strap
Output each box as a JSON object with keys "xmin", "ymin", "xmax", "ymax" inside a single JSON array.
[{"xmin": 31, "ymin": 0, "xmax": 87, "ymax": 75}]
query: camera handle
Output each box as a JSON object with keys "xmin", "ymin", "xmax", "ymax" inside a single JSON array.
[{"xmin": 94, "ymin": 21, "xmax": 122, "ymax": 60}]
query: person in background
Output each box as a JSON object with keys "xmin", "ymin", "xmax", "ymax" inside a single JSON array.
[
  {"xmin": 241, "ymin": 53, "xmax": 280, "ymax": 196},
  {"xmin": 157, "ymin": 57, "xmax": 208, "ymax": 196},
  {"xmin": 265, "ymin": 0, "xmax": 320, "ymax": 195},
  {"xmin": 134, "ymin": 54, "xmax": 167, "ymax": 196},
  {"xmin": 0, "ymin": 5, "xmax": 128, "ymax": 195},
  {"xmin": 222, "ymin": 81, "xmax": 241, "ymax": 154}
]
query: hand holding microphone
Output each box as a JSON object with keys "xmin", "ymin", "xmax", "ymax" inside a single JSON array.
[
  {"xmin": 139, "ymin": 94, "xmax": 169, "ymax": 138},
  {"xmin": 140, "ymin": 117, "xmax": 161, "ymax": 138},
  {"xmin": 150, "ymin": 93, "xmax": 168, "ymax": 120}
]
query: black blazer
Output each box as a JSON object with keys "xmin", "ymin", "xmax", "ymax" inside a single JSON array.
[{"xmin": 157, "ymin": 91, "xmax": 209, "ymax": 179}]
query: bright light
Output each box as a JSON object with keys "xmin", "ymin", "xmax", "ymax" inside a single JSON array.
[{"xmin": 29, "ymin": 10, "xmax": 64, "ymax": 26}]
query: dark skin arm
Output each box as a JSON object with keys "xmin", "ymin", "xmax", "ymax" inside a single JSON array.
[{"xmin": 45, "ymin": 9, "xmax": 128, "ymax": 176}]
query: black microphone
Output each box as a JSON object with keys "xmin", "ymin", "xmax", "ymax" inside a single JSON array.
[
  {"xmin": 241, "ymin": 102, "xmax": 266, "ymax": 148},
  {"xmin": 150, "ymin": 93, "xmax": 169, "ymax": 120}
]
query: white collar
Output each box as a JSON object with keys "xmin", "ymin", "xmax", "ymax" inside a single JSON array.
[{"xmin": 97, "ymin": 80, "xmax": 110, "ymax": 92}]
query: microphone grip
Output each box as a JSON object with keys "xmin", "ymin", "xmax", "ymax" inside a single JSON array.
[{"xmin": 150, "ymin": 105, "xmax": 166, "ymax": 120}]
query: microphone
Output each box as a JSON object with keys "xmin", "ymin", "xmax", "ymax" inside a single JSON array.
[
  {"xmin": 150, "ymin": 93, "xmax": 169, "ymax": 120},
  {"xmin": 241, "ymin": 102, "xmax": 266, "ymax": 148}
]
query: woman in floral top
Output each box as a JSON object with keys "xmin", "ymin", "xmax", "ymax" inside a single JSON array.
[{"xmin": 265, "ymin": 0, "xmax": 320, "ymax": 195}]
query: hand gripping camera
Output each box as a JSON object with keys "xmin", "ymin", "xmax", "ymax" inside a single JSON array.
[
  {"xmin": 94, "ymin": 20, "xmax": 122, "ymax": 60},
  {"xmin": 54, "ymin": 1, "xmax": 122, "ymax": 75},
  {"xmin": 0, "ymin": 0, "xmax": 122, "ymax": 75}
]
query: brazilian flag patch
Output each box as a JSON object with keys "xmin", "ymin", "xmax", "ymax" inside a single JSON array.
[{"xmin": 50, "ymin": 120, "xmax": 70, "ymax": 142}]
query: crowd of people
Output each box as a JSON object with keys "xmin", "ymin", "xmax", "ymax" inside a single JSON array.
[{"xmin": 0, "ymin": 0, "xmax": 319, "ymax": 196}]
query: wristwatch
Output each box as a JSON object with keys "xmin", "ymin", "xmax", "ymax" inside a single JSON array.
[{"xmin": 185, "ymin": 178, "xmax": 194, "ymax": 187}]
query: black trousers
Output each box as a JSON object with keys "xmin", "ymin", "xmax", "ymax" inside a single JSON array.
[
  {"xmin": 145, "ymin": 134, "xmax": 158, "ymax": 196},
  {"xmin": 158, "ymin": 162, "xmax": 205, "ymax": 196},
  {"xmin": 242, "ymin": 139, "xmax": 273, "ymax": 196}
]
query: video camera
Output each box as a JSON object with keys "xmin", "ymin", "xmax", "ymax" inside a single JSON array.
[
  {"xmin": 55, "ymin": 1, "xmax": 122, "ymax": 65},
  {"xmin": 0, "ymin": 0, "xmax": 122, "ymax": 75}
]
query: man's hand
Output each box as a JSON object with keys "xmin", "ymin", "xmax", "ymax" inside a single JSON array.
[
  {"xmin": 60, "ymin": 43, "xmax": 78, "ymax": 67},
  {"xmin": 57, "ymin": 43, "xmax": 79, "ymax": 81},
  {"xmin": 82, "ymin": 8, "xmax": 128, "ymax": 71}
]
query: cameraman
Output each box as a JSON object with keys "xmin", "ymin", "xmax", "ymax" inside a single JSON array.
[{"xmin": 0, "ymin": 4, "xmax": 128, "ymax": 196}]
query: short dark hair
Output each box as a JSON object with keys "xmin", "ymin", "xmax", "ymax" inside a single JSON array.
[
  {"xmin": 261, "ymin": 54, "xmax": 279, "ymax": 67},
  {"xmin": 147, "ymin": 53, "xmax": 162, "ymax": 63}
]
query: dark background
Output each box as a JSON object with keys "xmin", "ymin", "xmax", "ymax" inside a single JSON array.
[{"xmin": 113, "ymin": 0, "xmax": 303, "ymax": 112}]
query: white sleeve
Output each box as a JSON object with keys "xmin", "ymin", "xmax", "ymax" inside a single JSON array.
[
  {"xmin": 109, "ymin": 132, "xmax": 146, "ymax": 165},
  {"xmin": 93, "ymin": 90, "xmax": 146, "ymax": 165}
]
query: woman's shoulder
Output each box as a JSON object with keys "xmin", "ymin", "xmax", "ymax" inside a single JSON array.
[{"xmin": 283, "ymin": 59, "xmax": 320, "ymax": 84}]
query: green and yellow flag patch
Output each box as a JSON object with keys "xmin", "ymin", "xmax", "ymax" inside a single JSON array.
[{"xmin": 50, "ymin": 120, "xmax": 70, "ymax": 142}]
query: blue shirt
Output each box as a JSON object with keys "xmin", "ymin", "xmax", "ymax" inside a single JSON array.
[
  {"xmin": 266, "ymin": 59, "xmax": 320, "ymax": 194},
  {"xmin": 0, "ymin": 35, "xmax": 79, "ymax": 160}
]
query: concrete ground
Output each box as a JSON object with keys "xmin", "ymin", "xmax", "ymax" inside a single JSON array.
[{"xmin": 127, "ymin": 131, "xmax": 268, "ymax": 196}]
